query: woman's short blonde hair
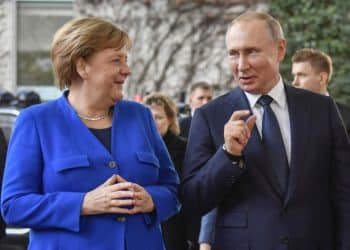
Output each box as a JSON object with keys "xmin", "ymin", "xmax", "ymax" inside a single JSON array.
[
  {"xmin": 51, "ymin": 16, "xmax": 131, "ymax": 90},
  {"xmin": 144, "ymin": 93, "xmax": 180, "ymax": 135}
]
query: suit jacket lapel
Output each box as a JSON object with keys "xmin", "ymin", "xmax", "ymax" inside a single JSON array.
[
  {"xmin": 283, "ymin": 85, "xmax": 311, "ymax": 205},
  {"xmin": 226, "ymin": 88, "xmax": 284, "ymax": 200},
  {"xmin": 224, "ymin": 88, "xmax": 249, "ymax": 118}
]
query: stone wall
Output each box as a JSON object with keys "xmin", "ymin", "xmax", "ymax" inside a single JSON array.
[
  {"xmin": 0, "ymin": 0, "xmax": 268, "ymax": 99},
  {"xmin": 75, "ymin": 0, "xmax": 268, "ymax": 99},
  {"xmin": 0, "ymin": 0, "xmax": 15, "ymax": 92}
]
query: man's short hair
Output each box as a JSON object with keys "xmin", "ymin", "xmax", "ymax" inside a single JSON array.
[
  {"xmin": 231, "ymin": 11, "xmax": 285, "ymax": 42},
  {"xmin": 292, "ymin": 48, "xmax": 333, "ymax": 83},
  {"xmin": 189, "ymin": 81, "xmax": 212, "ymax": 94}
]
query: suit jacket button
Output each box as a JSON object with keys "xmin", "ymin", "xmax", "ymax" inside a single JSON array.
[
  {"xmin": 116, "ymin": 216, "xmax": 126, "ymax": 222},
  {"xmin": 108, "ymin": 161, "xmax": 117, "ymax": 168}
]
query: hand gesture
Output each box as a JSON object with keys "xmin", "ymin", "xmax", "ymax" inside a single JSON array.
[
  {"xmin": 81, "ymin": 174, "xmax": 135, "ymax": 215},
  {"xmin": 116, "ymin": 175, "xmax": 155, "ymax": 214},
  {"xmin": 224, "ymin": 110, "xmax": 256, "ymax": 156}
]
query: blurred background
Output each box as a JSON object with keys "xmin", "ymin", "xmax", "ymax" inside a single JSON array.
[
  {"xmin": 0, "ymin": 0, "xmax": 349, "ymax": 249},
  {"xmin": 0, "ymin": 0, "xmax": 349, "ymax": 105}
]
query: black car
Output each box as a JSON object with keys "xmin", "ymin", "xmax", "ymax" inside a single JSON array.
[{"xmin": 0, "ymin": 106, "xmax": 29, "ymax": 250}]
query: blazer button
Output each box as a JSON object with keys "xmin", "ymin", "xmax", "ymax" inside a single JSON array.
[
  {"xmin": 116, "ymin": 216, "xmax": 126, "ymax": 222},
  {"xmin": 108, "ymin": 161, "xmax": 117, "ymax": 169}
]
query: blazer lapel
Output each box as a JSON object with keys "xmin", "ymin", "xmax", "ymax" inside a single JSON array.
[
  {"xmin": 223, "ymin": 88, "xmax": 250, "ymax": 120},
  {"xmin": 226, "ymin": 88, "xmax": 284, "ymax": 199},
  {"xmin": 283, "ymin": 85, "xmax": 311, "ymax": 205},
  {"xmin": 58, "ymin": 92, "xmax": 112, "ymax": 158}
]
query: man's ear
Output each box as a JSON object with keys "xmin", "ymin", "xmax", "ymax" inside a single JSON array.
[
  {"xmin": 319, "ymin": 71, "xmax": 329, "ymax": 87},
  {"xmin": 75, "ymin": 57, "xmax": 88, "ymax": 79},
  {"xmin": 277, "ymin": 39, "xmax": 286, "ymax": 62}
]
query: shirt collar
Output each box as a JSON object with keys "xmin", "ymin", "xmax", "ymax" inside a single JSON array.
[{"xmin": 244, "ymin": 76, "xmax": 287, "ymax": 109}]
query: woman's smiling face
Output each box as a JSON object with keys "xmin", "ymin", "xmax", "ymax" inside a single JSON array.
[{"xmin": 81, "ymin": 47, "xmax": 131, "ymax": 104}]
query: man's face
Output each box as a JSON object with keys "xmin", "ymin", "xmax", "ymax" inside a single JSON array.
[
  {"xmin": 225, "ymin": 20, "xmax": 286, "ymax": 94},
  {"xmin": 292, "ymin": 61, "xmax": 323, "ymax": 94},
  {"xmin": 189, "ymin": 88, "xmax": 213, "ymax": 111}
]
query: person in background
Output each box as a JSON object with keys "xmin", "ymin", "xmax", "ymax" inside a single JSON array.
[
  {"xmin": 1, "ymin": 17, "xmax": 179, "ymax": 250},
  {"xmin": 179, "ymin": 82, "xmax": 213, "ymax": 138},
  {"xmin": 292, "ymin": 48, "xmax": 350, "ymax": 136},
  {"xmin": 181, "ymin": 11, "xmax": 350, "ymax": 250},
  {"xmin": 14, "ymin": 90, "xmax": 41, "ymax": 109},
  {"xmin": 178, "ymin": 82, "xmax": 213, "ymax": 250},
  {"xmin": 144, "ymin": 93, "xmax": 189, "ymax": 250}
]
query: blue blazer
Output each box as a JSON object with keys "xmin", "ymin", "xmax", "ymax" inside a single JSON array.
[
  {"xmin": 182, "ymin": 85, "xmax": 350, "ymax": 250},
  {"xmin": 1, "ymin": 93, "xmax": 180, "ymax": 250}
]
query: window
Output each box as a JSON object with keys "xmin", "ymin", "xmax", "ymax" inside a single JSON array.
[{"xmin": 16, "ymin": 0, "xmax": 73, "ymax": 100}]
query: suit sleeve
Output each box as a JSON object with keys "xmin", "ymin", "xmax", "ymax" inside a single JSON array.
[
  {"xmin": 143, "ymin": 108, "xmax": 180, "ymax": 224},
  {"xmin": 198, "ymin": 207, "xmax": 217, "ymax": 245},
  {"xmin": 181, "ymin": 108, "xmax": 244, "ymax": 216},
  {"xmin": 329, "ymin": 100, "xmax": 350, "ymax": 250},
  {"xmin": 1, "ymin": 110, "xmax": 84, "ymax": 232}
]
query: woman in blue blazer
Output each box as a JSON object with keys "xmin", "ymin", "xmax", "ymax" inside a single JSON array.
[{"xmin": 1, "ymin": 17, "xmax": 180, "ymax": 250}]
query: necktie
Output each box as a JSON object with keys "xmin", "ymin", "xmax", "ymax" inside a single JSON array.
[{"xmin": 258, "ymin": 95, "xmax": 289, "ymax": 195}]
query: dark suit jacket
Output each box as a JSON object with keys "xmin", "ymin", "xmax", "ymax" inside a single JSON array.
[
  {"xmin": 178, "ymin": 117, "xmax": 202, "ymax": 250},
  {"xmin": 182, "ymin": 85, "xmax": 350, "ymax": 250},
  {"xmin": 162, "ymin": 131, "xmax": 199, "ymax": 250},
  {"xmin": 336, "ymin": 102, "xmax": 350, "ymax": 137},
  {"xmin": 179, "ymin": 116, "xmax": 192, "ymax": 138}
]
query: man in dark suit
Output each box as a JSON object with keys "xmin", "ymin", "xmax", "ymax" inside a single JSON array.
[
  {"xmin": 178, "ymin": 82, "xmax": 213, "ymax": 250},
  {"xmin": 292, "ymin": 48, "xmax": 350, "ymax": 136},
  {"xmin": 181, "ymin": 11, "xmax": 350, "ymax": 250},
  {"xmin": 179, "ymin": 82, "xmax": 213, "ymax": 138}
]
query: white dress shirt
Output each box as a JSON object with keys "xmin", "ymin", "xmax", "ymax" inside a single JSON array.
[{"xmin": 244, "ymin": 78, "xmax": 291, "ymax": 164}]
